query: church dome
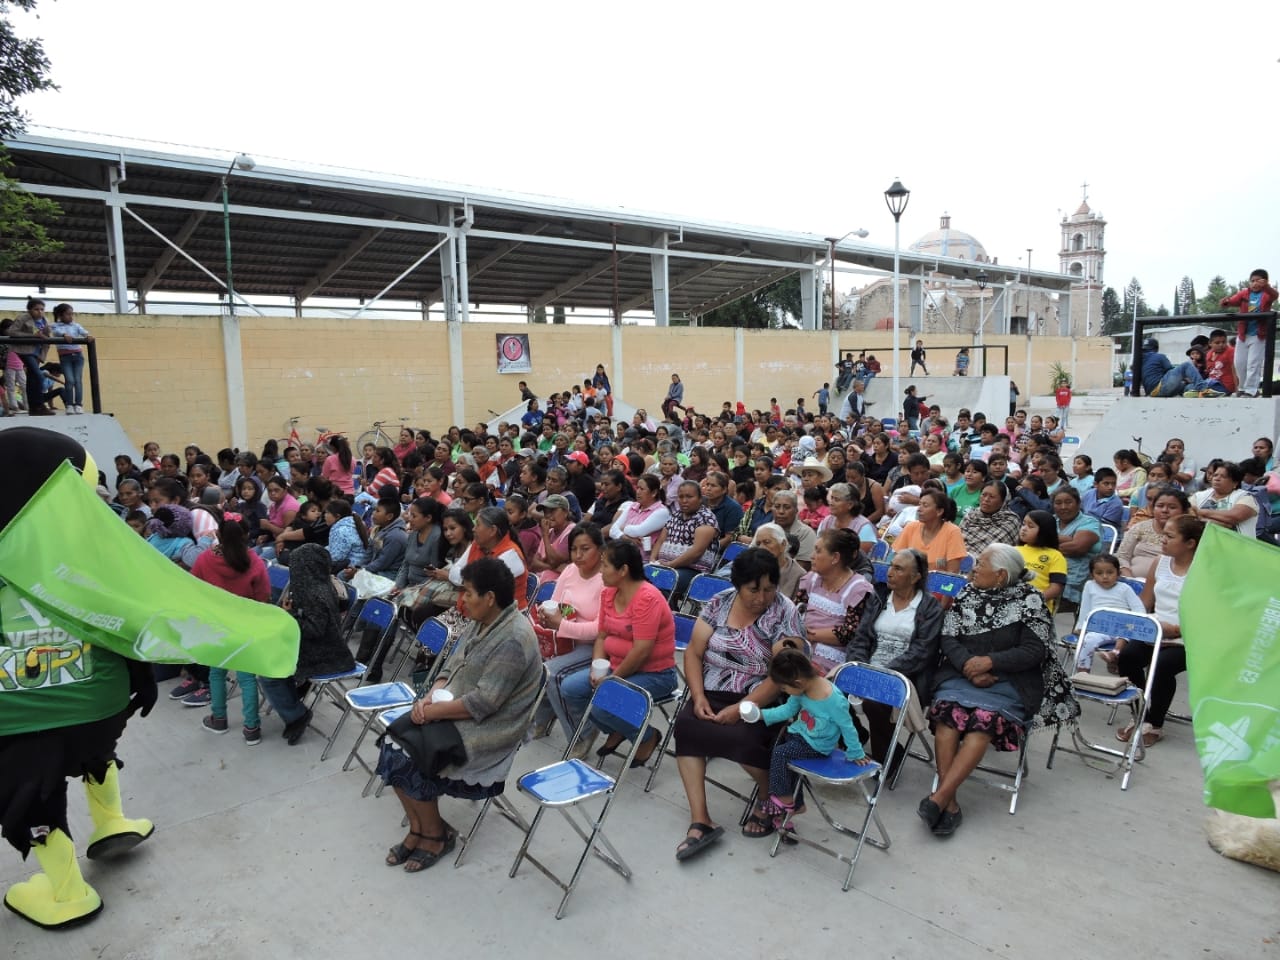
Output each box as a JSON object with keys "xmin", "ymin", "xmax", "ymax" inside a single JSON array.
[{"xmin": 909, "ymin": 214, "xmax": 989, "ymax": 263}]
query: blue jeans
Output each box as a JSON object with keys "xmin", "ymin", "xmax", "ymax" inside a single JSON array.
[
  {"xmin": 560, "ymin": 666, "xmax": 677, "ymax": 742},
  {"xmin": 260, "ymin": 677, "xmax": 308, "ymax": 724},
  {"xmin": 536, "ymin": 645, "xmax": 594, "ymax": 740},
  {"xmin": 1156, "ymin": 361, "xmax": 1207, "ymax": 396},
  {"xmin": 60, "ymin": 352, "xmax": 85, "ymax": 407},
  {"xmin": 20, "ymin": 353, "xmax": 44, "ymax": 407},
  {"xmin": 210, "ymin": 666, "xmax": 260, "ymax": 728}
]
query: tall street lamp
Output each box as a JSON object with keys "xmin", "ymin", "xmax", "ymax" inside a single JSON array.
[
  {"xmin": 884, "ymin": 180, "xmax": 910, "ymax": 409},
  {"xmin": 222, "ymin": 152, "xmax": 256, "ymax": 318},
  {"xmin": 976, "ymin": 269, "xmax": 989, "ymax": 376},
  {"xmin": 825, "ymin": 228, "xmax": 869, "ymax": 330}
]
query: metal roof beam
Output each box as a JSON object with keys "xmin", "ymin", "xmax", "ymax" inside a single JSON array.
[
  {"xmin": 529, "ymin": 253, "xmax": 638, "ymax": 310},
  {"xmin": 294, "ymin": 226, "xmax": 387, "ymax": 302},
  {"xmin": 689, "ymin": 268, "xmax": 795, "ymax": 318},
  {"xmin": 619, "ymin": 257, "xmax": 727, "ymax": 312},
  {"xmin": 422, "ymin": 224, "xmax": 547, "ymax": 305},
  {"xmin": 135, "ymin": 180, "xmax": 222, "ymax": 299}
]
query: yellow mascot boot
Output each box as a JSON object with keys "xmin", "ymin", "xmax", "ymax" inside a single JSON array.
[
  {"xmin": 3, "ymin": 829, "xmax": 103, "ymax": 929},
  {"xmin": 84, "ymin": 761, "xmax": 154, "ymax": 860}
]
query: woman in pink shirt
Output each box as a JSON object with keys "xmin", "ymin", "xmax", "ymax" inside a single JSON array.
[
  {"xmin": 534, "ymin": 522, "xmax": 606, "ymax": 736},
  {"xmin": 260, "ymin": 476, "xmax": 300, "ymax": 548},
  {"xmin": 558, "ymin": 539, "xmax": 677, "ymax": 762},
  {"xmin": 321, "ymin": 436, "xmax": 356, "ymax": 496}
]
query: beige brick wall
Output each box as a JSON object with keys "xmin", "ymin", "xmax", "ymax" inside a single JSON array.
[{"xmin": 84, "ymin": 313, "xmax": 1116, "ymax": 456}]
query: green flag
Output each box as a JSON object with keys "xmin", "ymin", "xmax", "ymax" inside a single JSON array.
[
  {"xmin": 0, "ymin": 462, "xmax": 300, "ymax": 678},
  {"xmin": 1181, "ymin": 524, "xmax": 1280, "ymax": 818}
]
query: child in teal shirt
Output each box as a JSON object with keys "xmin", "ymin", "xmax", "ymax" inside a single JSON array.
[{"xmin": 759, "ymin": 643, "xmax": 871, "ymax": 830}]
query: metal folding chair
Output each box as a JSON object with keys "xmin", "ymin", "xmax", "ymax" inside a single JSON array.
[
  {"xmin": 1057, "ymin": 576, "xmax": 1144, "ymax": 673},
  {"xmin": 267, "ymin": 563, "xmax": 290, "ymax": 605},
  {"xmin": 870, "ymin": 540, "xmax": 891, "ymax": 562},
  {"xmin": 509, "ymin": 676, "xmax": 653, "ymax": 919},
  {"xmin": 957, "ymin": 555, "xmax": 975, "ymax": 575},
  {"xmin": 872, "ymin": 561, "xmax": 890, "ymax": 584},
  {"xmin": 770, "ymin": 662, "xmax": 908, "ymax": 890},
  {"xmin": 453, "ymin": 664, "xmax": 550, "ymax": 867},
  {"xmin": 306, "ymin": 597, "xmax": 396, "ymax": 761},
  {"xmin": 639, "ymin": 613, "xmax": 697, "ymax": 792},
  {"xmin": 1046, "ymin": 609, "xmax": 1163, "ymax": 790},
  {"xmin": 720, "ymin": 542, "xmax": 746, "ymax": 567},
  {"xmin": 926, "ymin": 571, "xmax": 967, "ymax": 604},
  {"xmin": 643, "ymin": 563, "xmax": 678, "ymax": 599},
  {"xmin": 679, "ymin": 573, "xmax": 732, "ymax": 616},
  {"xmin": 526, "ymin": 572, "xmax": 538, "ymax": 601},
  {"xmin": 345, "ymin": 619, "xmax": 461, "ymax": 781},
  {"xmin": 530, "ymin": 580, "xmax": 557, "ymax": 609},
  {"xmin": 1099, "ymin": 523, "xmax": 1120, "ymax": 555}
]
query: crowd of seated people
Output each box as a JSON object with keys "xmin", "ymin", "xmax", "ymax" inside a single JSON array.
[{"xmin": 88, "ymin": 375, "xmax": 1275, "ymax": 862}]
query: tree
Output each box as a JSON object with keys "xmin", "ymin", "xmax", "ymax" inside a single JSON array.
[
  {"xmin": 1122, "ymin": 277, "xmax": 1149, "ymax": 321},
  {"xmin": 1100, "ymin": 286, "xmax": 1124, "ymax": 334},
  {"xmin": 0, "ymin": 1, "xmax": 62, "ymax": 271},
  {"xmin": 1198, "ymin": 275, "xmax": 1237, "ymax": 315},
  {"xmin": 701, "ymin": 273, "xmax": 803, "ymax": 328},
  {"xmin": 1176, "ymin": 276, "xmax": 1197, "ymax": 315}
]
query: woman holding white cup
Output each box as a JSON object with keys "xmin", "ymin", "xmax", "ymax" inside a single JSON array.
[{"xmin": 558, "ymin": 540, "xmax": 677, "ymax": 762}]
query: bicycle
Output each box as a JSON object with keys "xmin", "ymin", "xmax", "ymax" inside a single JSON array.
[
  {"xmin": 355, "ymin": 417, "xmax": 412, "ymax": 455},
  {"xmin": 279, "ymin": 416, "xmax": 344, "ymax": 452}
]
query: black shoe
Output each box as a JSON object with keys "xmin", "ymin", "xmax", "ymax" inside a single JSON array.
[
  {"xmin": 283, "ymin": 708, "xmax": 312, "ymax": 745},
  {"xmin": 932, "ymin": 806, "xmax": 962, "ymax": 837},
  {"xmin": 917, "ymin": 796, "xmax": 942, "ymax": 829}
]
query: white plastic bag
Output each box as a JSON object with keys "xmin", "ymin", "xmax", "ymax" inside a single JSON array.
[{"xmin": 352, "ymin": 568, "xmax": 395, "ymax": 600}]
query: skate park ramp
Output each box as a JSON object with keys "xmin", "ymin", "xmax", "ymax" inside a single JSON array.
[
  {"xmin": 1077, "ymin": 398, "xmax": 1280, "ymax": 469},
  {"xmin": 0, "ymin": 414, "xmax": 142, "ymax": 482}
]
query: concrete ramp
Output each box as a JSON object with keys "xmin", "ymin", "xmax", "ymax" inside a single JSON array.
[
  {"xmin": 839, "ymin": 375, "xmax": 1013, "ymax": 424},
  {"xmin": 486, "ymin": 396, "xmax": 639, "ymax": 436},
  {"xmin": 1078, "ymin": 398, "xmax": 1280, "ymax": 468},
  {"xmin": 0, "ymin": 414, "xmax": 142, "ymax": 482}
]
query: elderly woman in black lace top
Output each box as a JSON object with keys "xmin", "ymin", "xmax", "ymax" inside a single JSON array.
[{"xmin": 918, "ymin": 543, "xmax": 1075, "ymax": 837}]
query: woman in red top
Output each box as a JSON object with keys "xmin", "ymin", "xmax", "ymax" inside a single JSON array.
[
  {"xmin": 190, "ymin": 513, "xmax": 272, "ymax": 743},
  {"xmin": 364, "ymin": 447, "xmax": 401, "ymax": 499},
  {"xmin": 558, "ymin": 540, "xmax": 677, "ymax": 764}
]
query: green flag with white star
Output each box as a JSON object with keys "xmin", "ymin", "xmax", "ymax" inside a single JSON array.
[
  {"xmin": 1181, "ymin": 524, "xmax": 1280, "ymax": 818},
  {"xmin": 0, "ymin": 462, "xmax": 300, "ymax": 678}
]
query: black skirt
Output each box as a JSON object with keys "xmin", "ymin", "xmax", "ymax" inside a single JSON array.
[{"xmin": 673, "ymin": 689, "xmax": 779, "ymax": 770}]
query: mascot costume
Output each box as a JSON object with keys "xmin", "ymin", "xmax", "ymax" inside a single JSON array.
[{"xmin": 0, "ymin": 428, "xmax": 299, "ymax": 929}]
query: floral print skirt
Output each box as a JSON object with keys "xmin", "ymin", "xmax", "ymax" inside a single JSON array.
[{"xmin": 928, "ymin": 700, "xmax": 1024, "ymax": 752}]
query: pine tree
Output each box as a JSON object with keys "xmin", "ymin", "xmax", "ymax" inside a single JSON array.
[{"xmin": 1176, "ymin": 276, "xmax": 1197, "ymax": 315}]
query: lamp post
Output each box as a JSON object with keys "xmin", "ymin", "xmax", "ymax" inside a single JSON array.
[
  {"xmin": 976, "ymin": 269, "xmax": 989, "ymax": 376},
  {"xmin": 824, "ymin": 229, "xmax": 869, "ymax": 330},
  {"xmin": 221, "ymin": 152, "xmax": 256, "ymax": 318},
  {"xmin": 884, "ymin": 180, "xmax": 910, "ymax": 409}
]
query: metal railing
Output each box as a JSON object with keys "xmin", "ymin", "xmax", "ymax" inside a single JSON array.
[
  {"xmin": 0, "ymin": 336, "xmax": 102, "ymax": 413},
  {"xmin": 1131, "ymin": 312, "xmax": 1275, "ymax": 399}
]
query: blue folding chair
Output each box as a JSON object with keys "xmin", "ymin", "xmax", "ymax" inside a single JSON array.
[
  {"xmin": 526, "ymin": 573, "xmax": 538, "ymax": 602},
  {"xmin": 1047, "ymin": 609, "xmax": 1163, "ymax": 791},
  {"xmin": 644, "ymin": 613, "xmax": 697, "ymax": 792},
  {"xmin": 267, "ymin": 563, "xmax": 290, "ymax": 605},
  {"xmin": 643, "ymin": 563, "xmax": 678, "ymax": 599},
  {"xmin": 453, "ymin": 664, "xmax": 549, "ymax": 868},
  {"xmin": 926, "ymin": 571, "xmax": 967, "ymax": 603},
  {"xmin": 509, "ymin": 676, "xmax": 653, "ymax": 919},
  {"xmin": 679, "ymin": 573, "xmax": 732, "ymax": 615},
  {"xmin": 1099, "ymin": 523, "xmax": 1120, "ymax": 555},
  {"xmin": 347, "ymin": 619, "xmax": 461, "ymax": 784},
  {"xmin": 530, "ymin": 580, "xmax": 557, "ymax": 609},
  {"xmin": 307, "ymin": 598, "xmax": 396, "ymax": 761},
  {"xmin": 870, "ymin": 540, "xmax": 891, "ymax": 562},
  {"xmin": 770, "ymin": 662, "xmax": 908, "ymax": 890},
  {"xmin": 720, "ymin": 542, "xmax": 746, "ymax": 567},
  {"xmin": 872, "ymin": 561, "xmax": 890, "ymax": 584},
  {"xmin": 957, "ymin": 555, "xmax": 974, "ymax": 575},
  {"xmin": 1058, "ymin": 577, "xmax": 1145, "ymax": 672}
]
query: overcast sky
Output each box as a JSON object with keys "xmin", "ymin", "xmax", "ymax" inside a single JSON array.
[{"xmin": 11, "ymin": 0, "xmax": 1280, "ymax": 309}]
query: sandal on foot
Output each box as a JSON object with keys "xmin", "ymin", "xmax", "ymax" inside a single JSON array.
[
  {"xmin": 741, "ymin": 811, "xmax": 776, "ymax": 839},
  {"xmin": 387, "ymin": 830, "xmax": 432, "ymax": 866},
  {"xmin": 1116, "ymin": 722, "xmax": 1138, "ymax": 743},
  {"xmin": 403, "ymin": 832, "xmax": 456, "ymax": 873},
  {"xmin": 1140, "ymin": 725, "xmax": 1164, "ymax": 747},
  {"xmin": 675, "ymin": 822, "xmax": 724, "ymax": 861}
]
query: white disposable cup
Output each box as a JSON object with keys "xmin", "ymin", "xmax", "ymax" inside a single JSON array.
[
  {"xmin": 431, "ymin": 689, "xmax": 455, "ymax": 704},
  {"xmin": 739, "ymin": 701, "xmax": 761, "ymax": 723},
  {"xmin": 540, "ymin": 600, "xmax": 559, "ymax": 617},
  {"xmin": 590, "ymin": 658, "xmax": 611, "ymax": 680}
]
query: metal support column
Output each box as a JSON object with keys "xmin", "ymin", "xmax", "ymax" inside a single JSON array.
[
  {"xmin": 611, "ymin": 325, "xmax": 625, "ymax": 407},
  {"xmin": 1058, "ymin": 289, "xmax": 1072, "ymax": 336},
  {"xmin": 105, "ymin": 166, "xmax": 130, "ymax": 313},
  {"xmin": 799, "ymin": 253, "xmax": 818, "ymax": 330},
  {"xmin": 907, "ymin": 276, "xmax": 923, "ymax": 334},
  {"xmin": 650, "ymin": 234, "xmax": 670, "ymax": 327},
  {"xmin": 220, "ymin": 315, "xmax": 249, "ymax": 450},
  {"xmin": 734, "ymin": 328, "xmax": 745, "ymax": 404},
  {"xmin": 456, "ymin": 206, "xmax": 472, "ymax": 324},
  {"xmin": 439, "ymin": 231, "xmax": 460, "ymax": 324},
  {"xmin": 448, "ymin": 317, "xmax": 465, "ymax": 427}
]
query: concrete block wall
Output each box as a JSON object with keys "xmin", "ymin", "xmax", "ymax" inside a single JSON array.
[{"xmin": 79, "ymin": 313, "xmax": 1118, "ymax": 457}]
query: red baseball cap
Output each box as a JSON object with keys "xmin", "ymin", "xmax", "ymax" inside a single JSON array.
[{"xmin": 565, "ymin": 451, "xmax": 590, "ymax": 467}]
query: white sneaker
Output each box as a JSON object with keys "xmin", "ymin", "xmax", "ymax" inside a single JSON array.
[{"xmin": 75, "ymin": 404, "xmax": 84, "ymax": 414}]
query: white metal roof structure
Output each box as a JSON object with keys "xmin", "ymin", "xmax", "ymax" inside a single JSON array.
[{"xmin": 1, "ymin": 134, "xmax": 1078, "ymax": 326}]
